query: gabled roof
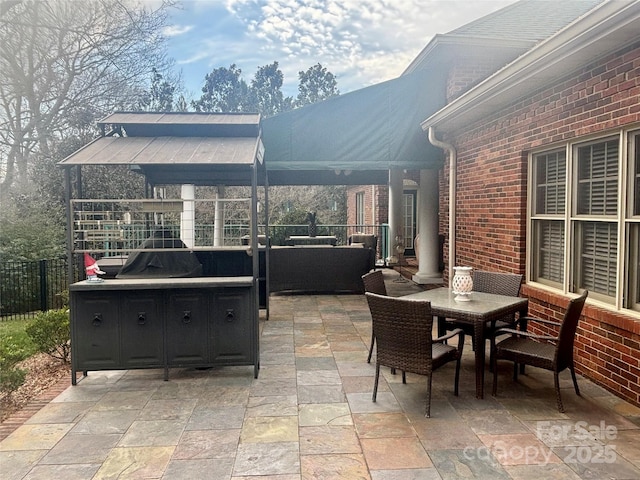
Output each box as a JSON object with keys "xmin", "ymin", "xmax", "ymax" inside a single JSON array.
[
  {"xmin": 421, "ymin": 0, "xmax": 640, "ymax": 133},
  {"xmin": 404, "ymin": 0, "xmax": 605, "ymax": 74}
]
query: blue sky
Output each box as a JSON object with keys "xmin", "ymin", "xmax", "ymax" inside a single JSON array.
[{"xmin": 164, "ymin": 0, "xmax": 518, "ymax": 99}]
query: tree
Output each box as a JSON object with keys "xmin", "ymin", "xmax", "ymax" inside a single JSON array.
[
  {"xmin": 267, "ymin": 185, "xmax": 346, "ymax": 226},
  {"xmin": 138, "ymin": 68, "xmax": 180, "ymax": 112},
  {"xmin": 175, "ymin": 95, "xmax": 189, "ymax": 112},
  {"xmin": 192, "ymin": 64, "xmax": 249, "ymax": 112},
  {"xmin": 296, "ymin": 63, "xmax": 340, "ymax": 107},
  {"xmin": 0, "ymin": 0, "xmax": 176, "ymax": 198},
  {"xmin": 247, "ymin": 62, "xmax": 293, "ymax": 117},
  {"xmin": 193, "ymin": 62, "xmax": 341, "ymax": 117}
]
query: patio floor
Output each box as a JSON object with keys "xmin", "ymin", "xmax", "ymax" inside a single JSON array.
[{"xmin": 1, "ymin": 269, "xmax": 639, "ymax": 479}]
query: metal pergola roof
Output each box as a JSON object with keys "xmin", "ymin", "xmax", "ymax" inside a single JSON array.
[{"xmin": 58, "ymin": 113, "xmax": 265, "ymax": 187}]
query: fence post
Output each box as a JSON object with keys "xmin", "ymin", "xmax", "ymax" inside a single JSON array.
[{"xmin": 39, "ymin": 259, "xmax": 48, "ymax": 312}]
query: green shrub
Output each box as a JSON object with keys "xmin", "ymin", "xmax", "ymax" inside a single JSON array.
[
  {"xmin": 0, "ymin": 367, "xmax": 27, "ymax": 396},
  {"xmin": 0, "ymin": 338, "xmax": 28, "ymax": 396},
  {"xmin": 25, "ymin": 309, "xmax": 70, "ymax": 363},
  {"xmin": 0, "ymin": 320, "xmax": 37, "ymax": 358}
]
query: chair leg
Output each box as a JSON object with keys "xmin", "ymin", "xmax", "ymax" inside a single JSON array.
[
  {"xmin": 554, "ymin": 372, "xmax": 565, "ymax": 413},
  {"xmin": 513, "ymin": 362, "xmax": 518, "ymax": 381},
  {"xmin": 372, "ymin": 363, "xmax": 380, "ymax": 402},
  {"xmin": 570, "ymin": 365, "xmax": 581, "ymax": 396},
  {"xmin": 492, "ymin": 357, "xmax": 498, "ymax": 396},
  {"xmin": 425, "ymin": 374, "xmax": 433, "ymax": 418},
  {"xmin": 367, "ymin": 333, "xmax": 374, "ymax": 363},
  {"xmin": 437, "ymin": 317, "xmax": 447, "ymax": 338},
  {"xmin": 489, "ymin": 347, "xmax": 494, "ymax": 373},
  {"xmin": 402, "ymin": 371, "xmax": 407, "ymax": 384},
  {"xmin": 454, "ymin": 357, "xmax": 461, "ymax": 396}
]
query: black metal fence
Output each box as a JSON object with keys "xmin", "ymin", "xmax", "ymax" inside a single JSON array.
[{"xmin": 0, "ymin": 258, "xmax": 68, "ymax": 320}]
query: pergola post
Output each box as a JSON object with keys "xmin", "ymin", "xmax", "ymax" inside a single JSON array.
[
  {"xmin": 180, "ymin": 184, "xmax": 195, "ymax": 248},
  {"xmin": 214, "ymin": 185, "xmax": 225, "ymax": 246},
  {"xmin": 387, "ymin": 168, "xmax": 404, "ymax": 263}
]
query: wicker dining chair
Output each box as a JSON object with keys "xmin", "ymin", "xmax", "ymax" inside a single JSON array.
[
  {"xmin": 491, "ymin": 290, "xmax": 588, "ymax": 412},
  {"xmin": 439, "ymin": 270, "xmax": 523, "ymax": 371},
  {"xmin": 362, "ymin": 270, "xmax": 387, "ymax": 364},
  {"xmin": 365, "ymin": 292, "xmax": 465, "ymax": 418}
]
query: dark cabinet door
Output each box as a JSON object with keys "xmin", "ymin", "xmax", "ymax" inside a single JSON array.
[
  {"xmin": 210, "ymin": 288, "xmax": 253, "ymax": 364},
  {"xmin": 121, "ymin": 292, "xmax": 164, "ymax": 368},
  {"xmin": 166, "ymin": 290, "xmax": 208, "ymax": 366},
  {"xmin": 72, "ymin": 293, "xmax": 120, "ymax": 370}
]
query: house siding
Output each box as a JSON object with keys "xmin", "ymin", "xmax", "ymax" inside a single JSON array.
[{"xmin": 438, "ymin": 42, "xmax": 640, "ymax": 407}]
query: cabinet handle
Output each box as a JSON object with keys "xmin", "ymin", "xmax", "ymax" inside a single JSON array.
[
  {"xmin": 138, "ymin": 312, "xmax": 146, "ymax": 325},
  {"xmin": 182, "ymin": 311, "xmax": 191, "ymax": 324},
  {"xmin": 92, "ymin": 313, "xmax": 102, "ymax": 326},
  {"xmin": 226, "ymin": 309, "xmax": 235, "ymax": 322}
]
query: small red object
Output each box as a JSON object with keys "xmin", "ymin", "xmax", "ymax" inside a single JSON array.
[{"xmin": 84, "ymin": 253, "xmax": 105, "ymax": 276}]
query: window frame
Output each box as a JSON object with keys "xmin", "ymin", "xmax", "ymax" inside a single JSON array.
[
  {"xmin": 527, "ymin": 127, "xmax": 640, "ymax": 314},
  {"xmin": 625, "ymin": 131, "xmax": 640, "ymax": 312}
]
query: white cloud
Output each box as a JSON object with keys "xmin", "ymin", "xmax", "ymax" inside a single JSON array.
[
  {"xmin": 171, "ymin": 0, "xmax": 517, "ymax": 95},
  {"xmin": 162, "ymin": 24, "xmax": 194, "ymax": 37}
]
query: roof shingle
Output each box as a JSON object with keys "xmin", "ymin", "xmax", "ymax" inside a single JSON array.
[{"xmin": 448, "ymin": 0, "xmax": 605, "ymax": 44}]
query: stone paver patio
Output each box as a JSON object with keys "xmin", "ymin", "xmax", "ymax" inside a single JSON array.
[{"xmin": 1, "ymin": 269, "xmax": 639, "ymax": 479}]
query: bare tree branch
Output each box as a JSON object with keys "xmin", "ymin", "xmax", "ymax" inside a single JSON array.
[{"xmin": 0, "ymin": 0, "xmax": 176, "ymax": 196}]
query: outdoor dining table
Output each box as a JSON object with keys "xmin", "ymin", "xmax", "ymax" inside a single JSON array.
[{"xmin": 401, "ymin": 287, "xmax": 529, "ymax": 399}]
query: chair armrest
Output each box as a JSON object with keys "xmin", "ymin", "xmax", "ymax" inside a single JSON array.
[
  {"xmin": 434, "ymin": 327, "xmax": 464, "ymax": 344},
  {"xmin": 435, "ymin": 328, "xmax": 465, "ymax": 354},
  {"xmin": 494, "ymin": 327, "xmax": 557, "ymax": 342}
]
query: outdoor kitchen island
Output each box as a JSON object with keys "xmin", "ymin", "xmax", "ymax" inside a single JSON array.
[{"xmin": 69, "ymin": 276, "xmax": 258, "ymax": 384}]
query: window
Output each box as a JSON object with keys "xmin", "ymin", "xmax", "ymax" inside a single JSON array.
[
  {"xmin": 574, "ymin": 139, "xmax": 618, "ymax": 302},
  {"xmin": 529, "ymin": 130, "xmax": 640, "ymax": 312},
  {"xmin": 531, "ymin": 150, "xmax": 566, "ymax": 287},
  {"xmin": 355, "ymin": 192, "xmax": 365, "ymax": 229},
  {"xmin": 402, "ymin": 190, "xmax": 417, "ymax": 253}
]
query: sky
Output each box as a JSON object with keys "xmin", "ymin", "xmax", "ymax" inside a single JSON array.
[{"xmin": 164, "ymin": 0, "xmax": 518, "ymax": 99}]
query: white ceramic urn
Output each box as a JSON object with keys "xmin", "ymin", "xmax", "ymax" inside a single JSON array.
[{"xmin": 452, "ymin": 266, "xmax": 473, "ymax": 301}]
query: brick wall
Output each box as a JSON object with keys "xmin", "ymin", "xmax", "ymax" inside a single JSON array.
[
  {"xmin": 521, "ymin": 284, "xmax": 640, "ymax": 408},
  {"xmin": 439, "ymin": 42, "xmax": 640, "ymax": 406},
  {"xmin": 346, "ymin": 185, "xmax": 389, "ymax": 226},
  {"xmin": 346, "ymin": 185, "xmax": 371, "ymax": 225}
]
